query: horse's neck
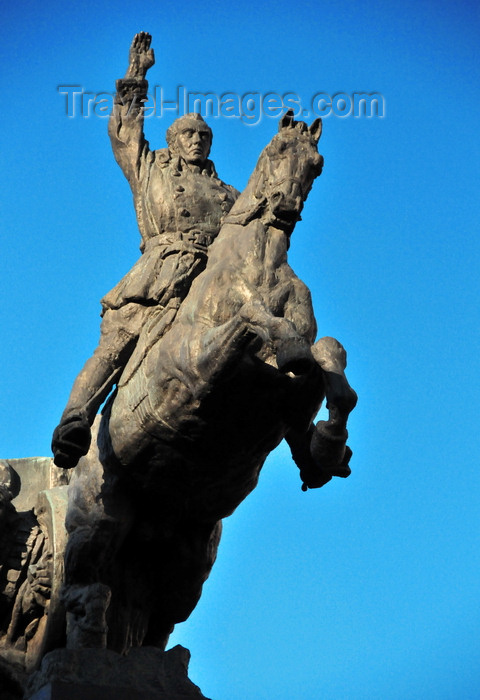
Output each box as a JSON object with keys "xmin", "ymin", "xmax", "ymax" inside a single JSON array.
[
  {"xmin": 209, "ymin": 218, "xmax": 288, "ymax": 296},
  {"xmin": 222, "ymin": 156, "xmax": 267, "ymax": 227},
  {"xmin": 213, "ymin": 140, "xmax": 290, "ymax": 280}
]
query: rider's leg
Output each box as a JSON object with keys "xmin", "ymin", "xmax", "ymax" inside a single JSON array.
[{"xmin": 52, "ymin": 303, "xmax": 149, "ymax": 468}]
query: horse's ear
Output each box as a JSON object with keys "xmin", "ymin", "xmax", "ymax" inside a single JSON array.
[
  {"xmin": 309, "ymin": 118, "xmax": 323, "ymax": 143},
  {"xmin": 279, "ymin": 109, "xmax": 295, "ymax": 131}
]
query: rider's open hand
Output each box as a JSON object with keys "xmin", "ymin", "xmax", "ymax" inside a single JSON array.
[{"xmin": 126, "ymin": 32, "xmax": 155, "ymax": 79}]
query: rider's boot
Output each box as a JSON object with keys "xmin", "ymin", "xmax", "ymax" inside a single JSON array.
[
  {"xmin": 51, "ymin": 354, "xmax": 123, "ymax": 469},
  {"xmin": 52, "ymin": 305, "xmax": 145, "ymax": 469}
]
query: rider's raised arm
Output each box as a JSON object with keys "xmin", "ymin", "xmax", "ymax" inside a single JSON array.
[{"xmin": 108, "ymin": 32, "xmax": 155, "ymax": 187}]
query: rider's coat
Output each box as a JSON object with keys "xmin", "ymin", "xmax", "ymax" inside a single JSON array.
[{"xmin": 103, "ymin": 78, "xmax": 239, "ymax": 312}]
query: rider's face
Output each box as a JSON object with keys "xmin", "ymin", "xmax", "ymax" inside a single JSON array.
[{"xmin": 175, "ymin": 127, "xmax": 211, "ymax": 165}]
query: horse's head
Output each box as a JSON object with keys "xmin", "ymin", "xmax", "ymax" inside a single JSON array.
[
  {"xmin": 254, "ymin": 111, "xmax": 323, "ymax": 232},
  {"xmin": 223, "ymin": 111, "xmax": 323, "ymax": 232}
]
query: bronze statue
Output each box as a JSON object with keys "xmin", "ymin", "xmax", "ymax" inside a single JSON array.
[
  {"xmin": 50, "ymin": 33, "xmax": 357, "ymax": 655},
  {"xmin": 1, "ymin": 32, "xmax": 357, "ymax": 697}
]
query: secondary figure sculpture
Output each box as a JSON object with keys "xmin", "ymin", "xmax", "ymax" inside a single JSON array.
[{"xmin": 51, "ymin": 33, "xmax": 357, "ymax": 655}]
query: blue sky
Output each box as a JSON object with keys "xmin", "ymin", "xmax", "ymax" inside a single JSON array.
[{"xmin": 1, "ymin": 1, "xmax": 480, "ymax": 698}]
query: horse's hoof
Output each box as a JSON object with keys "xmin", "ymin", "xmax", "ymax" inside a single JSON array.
[
  {"xmin": 310, "ymin": 421, "xmax": 350, "ymax": 476},
  {"xmin": 276, "ymin": 338, "xmax": 315, "ymax": 375},
  {"xmin": 330, "ymin": 446, "xmax": 353, "ymax": 478},
  {"xmin": 52, "ymin": 415, "xmax": 91, "ymax": 469}
]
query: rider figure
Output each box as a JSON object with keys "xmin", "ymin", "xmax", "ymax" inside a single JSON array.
[{"xmin": 52, "ymin": 33, "xmax": 239, "ymax": 468}]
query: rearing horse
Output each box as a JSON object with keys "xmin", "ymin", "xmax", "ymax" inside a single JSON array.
[{"xmin": 62, "ymin": 112, "xmax": 357, "ymax": 654}]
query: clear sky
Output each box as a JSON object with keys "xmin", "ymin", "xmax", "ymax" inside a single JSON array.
[{"xmin": 1, "ymin": 1, "xmax": 479, "ymax": 698}]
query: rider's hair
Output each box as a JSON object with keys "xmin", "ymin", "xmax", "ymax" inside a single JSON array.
[{"xmin": 166, "ymin": 113, "xmax": 213, "ymax": 152}]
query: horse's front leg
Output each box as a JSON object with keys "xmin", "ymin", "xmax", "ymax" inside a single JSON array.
[
  {"xmin": 308, "ymin": 337, "xmax": 357, "ymax": 482},
  {"xmin": 239, "ymin": 299, "xmax": 315, "ymax": 375},
  {"xmin": 312, "ymin": 337, "xmax": 357, "ymax": 425},
  {"xmin": 194, "ymin": 315, "xmax": 258, "ymax": 383}
]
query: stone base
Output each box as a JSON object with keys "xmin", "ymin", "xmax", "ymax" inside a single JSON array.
[
  {"xmin": 29, "ymin": 681, "xmax": 203, "ymax": 699},
  {"xmin": 25, "ymin": 646, "xmax": 211, "ymax": 700},
  {"xmin": 29, "ymin": 682, "xmax": 162, "ymax": 699}
]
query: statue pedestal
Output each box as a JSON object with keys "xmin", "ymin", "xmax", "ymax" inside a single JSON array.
[
  {"xmin": 25, "ymin": 646, "xmax": 211, "ymax": 700},
  {"xmin": 29, "ymin": 682, "xmax": 163, "ymax": 699},
  {"xmin": 29, "ymin": 681, "xmax": 203, "ymax": 699}
]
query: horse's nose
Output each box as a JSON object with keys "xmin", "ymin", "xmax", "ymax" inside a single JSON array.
[{"xmin": 271, "ymin": 185, "xmax": 302, "ymax": 213}]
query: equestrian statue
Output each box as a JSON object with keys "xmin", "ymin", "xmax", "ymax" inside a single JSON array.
[{"xmin": 0, "ymin": 32, "xmax": 357, "ymax": 692}]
